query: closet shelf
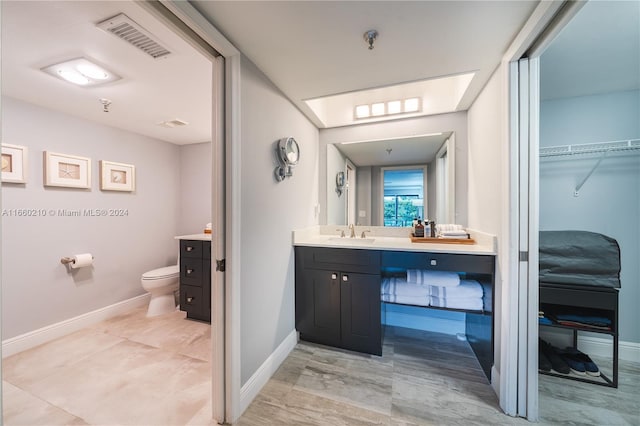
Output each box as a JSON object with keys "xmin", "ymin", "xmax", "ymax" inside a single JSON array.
[
  {"xmin": 540, "ymin": 138, "xmax": 640, "ymax": 158},
  {"xmin": 540, "ymin": 138, "xmax": 639, "ymax": 196}
]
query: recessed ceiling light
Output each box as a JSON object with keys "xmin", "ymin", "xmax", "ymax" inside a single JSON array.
[
  {"xmin": 404, "ymin": 98, "xmax": 420, "ymax": 113},
  {"xmin": 57, "ymin": 69, "xmax": 90, "ymax": 86},
  {"xmin": 76, "ymin": 63, "xmax": 109, "ymax": 80},
  {"xmin": 42, "ymin": 58, "xmax": 120, "ymax": 87},
  {"xmin": 355, "ymin": 104, "xmax": 370, "ymax": 119},
  {"xmin": 371, "ymin": 102, "xmax": 385, "ymax": 116},
  {"xmin": 387, "ymin": 100, "xmax": 402, "ymax": 114}
]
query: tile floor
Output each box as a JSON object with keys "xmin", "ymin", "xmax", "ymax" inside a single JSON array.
[
  {"xmin": 2, "ymin": 307, "xmax": 213, "ymax": 425},
  {"xmin": 3, "ymin": 308, "xmax": 639, "ymax": 425}
]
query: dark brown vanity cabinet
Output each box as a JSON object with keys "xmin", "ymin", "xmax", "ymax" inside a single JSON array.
[
  {"xmin": 179, "ymin": 239, "xmax": 211, "ymax": 323},
  {"xmin": 295, "ymin": 246, "xmax": 382, "ymax": 355}
]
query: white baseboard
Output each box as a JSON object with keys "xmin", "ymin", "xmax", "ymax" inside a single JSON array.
[
  {"xmin": 539, "ymin": 328, "xmax": 640, "ymax": 363},
  {"xmin": 239, "ymin": 329, "xmax": 298, "ymax": 415},
  {"xmin": 2, "ymin": 294, "xmax": 150, "ymax": 358}
]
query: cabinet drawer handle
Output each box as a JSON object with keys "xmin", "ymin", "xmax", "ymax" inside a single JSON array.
[
  {"xmin": 187, "ymin": 297, "xmax": 194, "ymax": 303},
  {"xmin": 342, "ymin": 275, "xmax": 348, "ymax": 282},
  {"xmin": 186, "ymin": 246, "xmax": 194, "ymax": 252},
  {"xmin": 430, "ymin": 259, "xmax": 437, "ymax": 266},
  {"xmin": 187, "ymin": 269, "xmax": 194, "ymax": 275},
  {"xmin": 331, "ymin": 273, "xmax": 337, "ymax": 280}
]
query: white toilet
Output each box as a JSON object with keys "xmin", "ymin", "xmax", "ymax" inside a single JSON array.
[{"xmin": 140, "ymin": 265, "xmax": 180, "ymax": 317}]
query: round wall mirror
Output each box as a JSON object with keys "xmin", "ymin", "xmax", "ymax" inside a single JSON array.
[
  {"xmin": 274, "ymin": 137, "xmax": 300, "ymax": 181},
  {"xmin": 277, "ymin": 137, "xmax": 300, "ymax": 166}
]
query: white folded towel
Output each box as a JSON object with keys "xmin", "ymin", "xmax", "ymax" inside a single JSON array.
[
  {"xmin": 406, "ymin": 270, "xmax": 460, "ymax": 287},
  {"xmin": 429, "ymin": 280, "xmax": 483, "ymax": 299},
  {"xmin": 439, "ymin": 230, "xmax": 468, "ymax": 237},
  {"xmin": 381, "ymin": 294, "xmax": 429, "ymax": 307},
  {"xmin": 429, "ymin": 296, "xmax": 483, "ymax": 311},
  {"xmin": 440, "ymin": 234, "xmax": 469, "ymax": 239},
  {"xmin": 436, "ymin": 224, "xmax": 464, "ymax": 233},
  {"xmin": 381, "ymin": 277, "xmax": 430, "ymax": 298}
]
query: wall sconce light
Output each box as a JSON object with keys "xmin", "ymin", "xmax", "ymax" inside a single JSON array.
[
  {"xmin": 336, "ymin": 171, "xmax": 345, "ymax": 196},
  {"xmin": 274, "ymin": 137, "xmax": 300, "ymax": 181}
]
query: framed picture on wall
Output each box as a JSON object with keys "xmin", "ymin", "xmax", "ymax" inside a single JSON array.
[
  {"xmin": 1, "ymin": 143, "xmax": 28, "ymax": 184},
  {"xmin": 100, "ymin": 160, "xmax": 135, "ymax": 192},
  {"xmin": 44, "ymin": 151, "xmax": 91, "ymax": 189}
]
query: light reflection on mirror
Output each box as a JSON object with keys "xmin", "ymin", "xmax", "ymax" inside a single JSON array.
[{"xmin": 326, "ymin": 132, "xmax": 456, "ymax": 226}]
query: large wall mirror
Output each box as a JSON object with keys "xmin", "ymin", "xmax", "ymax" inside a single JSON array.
[{"xmin": 325, "ymin": 132, "xmax": 456, "ymax": 226}]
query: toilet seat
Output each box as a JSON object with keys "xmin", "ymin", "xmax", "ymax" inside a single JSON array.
[{"xmin": 142, "ymin": 265, "xmax": 179, "ymax": 280}]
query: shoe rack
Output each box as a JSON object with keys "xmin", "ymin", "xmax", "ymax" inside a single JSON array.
[{"xmin": 539, "ymin": 283, "xmax": 619, "ymax": 388}]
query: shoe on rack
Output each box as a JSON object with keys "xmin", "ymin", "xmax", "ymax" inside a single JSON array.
[
  {"xmin": 539, "ymin": 339, "xmax": 570, "ymax": 374},
  {"xmin": 562, "ymin": 347, "xmax": 600, "ymax": 377},
  {"xmin": 539, "ymin": 349, "xmax": 552, "ymax": 372},
  {"xmin": 559, "ymin": 353, "xmax": 586, "ymax": 375}
]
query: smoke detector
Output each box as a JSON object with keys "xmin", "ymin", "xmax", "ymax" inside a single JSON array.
[{"xmin": 97, "ymin": 13, "xmax": 171, "ymax": 59}]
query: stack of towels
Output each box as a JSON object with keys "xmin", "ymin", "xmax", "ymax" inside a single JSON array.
[
  {"xmin": 381, "ymin": 269, "xmax": 484, "ymax": 311},
  {"xmin": 436, "ymin": 224, "xmax": 469, "ymax": 239}
]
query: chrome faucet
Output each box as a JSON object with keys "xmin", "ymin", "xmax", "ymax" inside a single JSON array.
[
  {"xmin": 336, "ymin": 228, "xmax": 345, "ymax": 238},
  {"xmin": 349, "ymin": 224, "xmax": 356, "ymax": 238}
]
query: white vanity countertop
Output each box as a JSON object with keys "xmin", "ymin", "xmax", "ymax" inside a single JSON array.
[
  {"xmin": 174, "ymin": 233, "xmax": 212, "ymax": 241},
  {"xmin": 293, "ymin": 226, "xmax": 496, "ymax": 255}
]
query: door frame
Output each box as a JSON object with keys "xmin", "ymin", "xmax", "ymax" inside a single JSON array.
[
  {"xmin": 500, "ymin": 0, "xmax": 585, "ymax": 420},
  {"xmin": 143, "ymin": 1, "xmax": 243, "ymax": 423}
]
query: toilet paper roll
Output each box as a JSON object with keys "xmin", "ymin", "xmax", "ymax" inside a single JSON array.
[{"xmin": 71, "ymin": 253, "xmax": 93, "ymax": 269}]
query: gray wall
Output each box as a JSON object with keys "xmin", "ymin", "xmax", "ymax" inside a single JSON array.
[
  {"xmin": 467, "ymin": 68, "xmax": 506, "ymax": 379},
  {"xmin": 326, "ymin": 144, "xmax": 347, "ymax": 225},
  {"xmin": 1, "ymin": 96, "xmax": 181, "ymax": 339},
  {"xmin": 239, "ymin": 57, "xmax": 319, "ymax": 385},
  {"xmin": 179, "ymin": 142, "xmax": 212, "ymax": 235},
  {"xmin": 355, "ymin": 166, "xmax": 372, "ymax": 226},
  {"xmin": 539, "ymin": 89, "xmax": 640, "ymax": 343},
  {"xmin": 319, "ymin": 111, "xmax": 468, "ymax": 226}
]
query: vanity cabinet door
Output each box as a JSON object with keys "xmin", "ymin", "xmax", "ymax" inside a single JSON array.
[
  {"xmin": 340, "ymin": 272, "xmax": 382, "ymax": 355},
  {"xmin": 296, "ymin": 269, "xmax": 341, "ymax": 347}
]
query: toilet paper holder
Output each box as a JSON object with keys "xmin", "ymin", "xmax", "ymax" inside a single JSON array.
[{"xmin": 60, "ymin": 255, "xmax": 94, "ymax": 265}]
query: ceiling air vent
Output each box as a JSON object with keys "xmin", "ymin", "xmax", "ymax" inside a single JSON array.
[
  {"xmin": 97, "ymin": 13, "xmax": 171, "ymax": 59},
  {"xmin": 158, "ymin": 119, "xmax": 189, "ymax": 128}
]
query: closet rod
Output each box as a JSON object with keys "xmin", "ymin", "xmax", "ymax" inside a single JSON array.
[{"xmin": 540, "ymin": 138, "xmax": 640, "ymax": 158}]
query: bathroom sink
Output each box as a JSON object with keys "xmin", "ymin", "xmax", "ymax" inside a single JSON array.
[{"xmin": 327, "ymin": 237, "xmax": 376, "ymax": 245}]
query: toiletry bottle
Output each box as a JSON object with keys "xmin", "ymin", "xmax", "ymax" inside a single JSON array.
[
  {"xmin": 430, "ymin": 221, "xmax": 436, "ymax": 238},
  {"xmin": 414, "ymin": 220, "xmax": 424, "ymax": 238}
]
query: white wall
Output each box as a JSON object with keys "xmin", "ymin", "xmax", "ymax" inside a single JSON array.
[
  {"xmin": 239, "ymin": 57, "xmax": 319, "ymax": 385},
  {"xmin": 539, "ymin": 89, "xmax": 640, "ymax": 343},
  {"xmin": 467, "ymin": 67, "xmax": 507, "ymax": 379},
  {"xmin": 325, "ymin": 144, "xmax": 347, "ymax": 225},
  {"xmin": 319, "ymin": 112, "xmax": 469, "ymax": 226},
  {"xmin": 1, "ymin": 97, "xmax": 181, "ymax": 339},
  {"xmin": 179, "ymin": 142, "xmax": 212, "ymax": 235}
]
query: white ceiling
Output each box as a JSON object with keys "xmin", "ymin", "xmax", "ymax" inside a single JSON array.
[
  {"xmin": 336, "ymin": 132, "xmax": 451, "ymax": 167},
  {"xmin": 540, "ymin": 1, "xmax": 640, "ymax": 101},
  {"xmin": 4, "ymin": 1, "xmax": 636, "ymax": 151},
  {"xmin": 191, "ymin": 0, "xmax": 539, "ymax": 129},
  {"xmin": 1, "ymin": 1, "xmax": 212, "ymax": 145}
]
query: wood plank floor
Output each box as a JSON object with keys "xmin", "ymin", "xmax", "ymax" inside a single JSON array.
[{"xmin": 2, "ymin": 307, "xmax": 638, "ymax": 425}]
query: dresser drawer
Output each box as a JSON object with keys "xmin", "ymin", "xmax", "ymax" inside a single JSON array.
[
  {"xmin": 296, "ymin": 246, "xmax": 380, "ymax": 274},
  {"xmin": 381, "ymin": 251, "xmax": 494, "ymax": 274},
  {"xmin": 540, "ymin": 284, "xmax": 618, "ymax": 310},
  {"xmin": 180, "ymin": 240, "xmax": 203, "ymax": 259},
  {"xmin": 180, "ymin": 285, "xmax": 203, "ymax": 313},
  {"xmin": 180, "ymin": 259, "xmax": 203, "ymax": 286}
]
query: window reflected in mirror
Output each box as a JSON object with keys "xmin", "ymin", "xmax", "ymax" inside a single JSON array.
[{"xmin": 383, "ymin": 168, "xmax": 425, "ymax": 227}]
